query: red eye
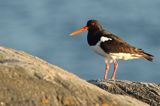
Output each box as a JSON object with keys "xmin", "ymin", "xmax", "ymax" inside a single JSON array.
[{"xmin": 91, "ymin": 22, "xmax": 96, "ymax": 26}]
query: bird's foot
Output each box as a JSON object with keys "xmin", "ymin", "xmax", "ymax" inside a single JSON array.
[
  {"xmin": 97, "ymin": 78, "xmax": 108, "ymax": 82},
  {"xmin": 108, "ymin": 78, "xmax": 115, "ymax": 81}
]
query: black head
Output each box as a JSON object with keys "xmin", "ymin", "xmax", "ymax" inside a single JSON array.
[
  {"xmin": 70, "ymin": 20, "xmax": 103, "ymax": 36},
  {"xmin": 86, "ymin": 20, "xmax": 103, "ymax": 31}
]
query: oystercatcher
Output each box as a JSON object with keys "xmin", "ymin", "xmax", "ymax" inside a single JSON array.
[{"xmin": 70, "ymin": 20, "xmax": 153, "ymax": 80}]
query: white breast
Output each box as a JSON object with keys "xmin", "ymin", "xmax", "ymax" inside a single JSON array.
[
  {"xmin": 89, "ymin": 36, "xmax": 114, "ymax": 63},
  {"xmin": 90, "ymin": 36, "xmax": 112, "ymax": 56},
  {"xmin": 90, "ymin": 41, "xmax": 106, "ymax": 56}
]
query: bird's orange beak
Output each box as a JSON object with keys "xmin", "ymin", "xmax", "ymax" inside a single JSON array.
[{"xmin": 70, "ymin": 26, "xmax": 88, "ymax": 36}]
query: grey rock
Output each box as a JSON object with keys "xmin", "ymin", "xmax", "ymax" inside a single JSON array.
[
  {"xmin": 0, "ymin": 46, "xmax": 148, "ymax": 106},
  {"xmin": 89, "ymin": 80, "xmax": 160, "ymax": 106}
]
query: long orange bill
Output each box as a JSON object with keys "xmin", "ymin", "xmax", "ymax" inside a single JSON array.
[{"xmin": 70, "ymin": 26, "xmax": 88, "ymax": 36}]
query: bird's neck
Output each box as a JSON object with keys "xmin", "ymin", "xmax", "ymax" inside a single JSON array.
[{"xmin": 87, "ymin": 30, "xmax": 102, "ymax": 46}]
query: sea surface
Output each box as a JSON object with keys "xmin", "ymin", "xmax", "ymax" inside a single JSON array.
[{"xmin": 0, "ymin": 0, "xmax": 160, "ymax": 82}]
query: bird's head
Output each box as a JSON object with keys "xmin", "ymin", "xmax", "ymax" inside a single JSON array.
[{"xmin": 70, "ymin": 20, "xmax": 103, "ymax": 36}]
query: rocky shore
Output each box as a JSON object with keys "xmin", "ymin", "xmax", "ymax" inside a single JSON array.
[{"xmin": 0, "ymin": 46, "xmax": 158, "ymax": 106}]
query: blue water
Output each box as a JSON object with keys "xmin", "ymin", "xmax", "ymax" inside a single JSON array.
[{"xmin": 0, "ymin": 0, "xmax": 160, "ymax": 82}]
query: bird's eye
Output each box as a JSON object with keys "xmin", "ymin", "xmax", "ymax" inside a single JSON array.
[{"xmin": 91, "ymin": 22, "xmax": 96, "ymax": 26}]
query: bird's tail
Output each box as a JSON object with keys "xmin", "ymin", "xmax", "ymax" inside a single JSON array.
[{"xmin": 141, "ymin": 52, "xmax": 154, "ymax": 62}]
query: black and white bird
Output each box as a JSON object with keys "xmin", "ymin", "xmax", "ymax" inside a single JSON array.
[{"xmin": 70, "ymin": 20, "xmax": 153, "ymax": 80}]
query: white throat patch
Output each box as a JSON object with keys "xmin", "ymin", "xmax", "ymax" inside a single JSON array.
[{"xmin": 100, "ymin": 36, "xmax": 112, "ymax": 42}]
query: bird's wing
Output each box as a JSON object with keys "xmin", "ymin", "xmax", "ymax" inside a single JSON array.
[
  {"xmin": 98, "ymin": 31, "xmax": 153, "ymax": 61},
  {"xmin": 100, "ymin": 32, "xmax": 141, "ymax": 54}
]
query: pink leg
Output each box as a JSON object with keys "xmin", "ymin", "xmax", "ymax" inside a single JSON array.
[
  {"xmin": 111, "ymin": 61, "xmax": 118, "ymax": 80},
  {"xmin": 104, "ymin": 62, "xmax": 109, "ymax": 80}
]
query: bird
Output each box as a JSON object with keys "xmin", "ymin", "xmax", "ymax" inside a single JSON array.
[{"xmin": 70, "ymin": 20, "xmax": 153, "ymax": 80}]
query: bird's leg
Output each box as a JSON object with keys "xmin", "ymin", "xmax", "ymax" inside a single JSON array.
[
  {"xmin": 104, "ymin": 62, "xmax": 109, "ymax": 80},
  {"xmin": 111, "ymin": 60, "xmax": 118, "ymax": 80}
]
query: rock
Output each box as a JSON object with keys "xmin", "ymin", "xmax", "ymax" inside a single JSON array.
[
  {"xmin": 0, "ymin": 46, "xmax": 148, "ymax": 106},
  {"xmin": 89, "ymin": 80, "xmax": 160, "ymax": 106}
]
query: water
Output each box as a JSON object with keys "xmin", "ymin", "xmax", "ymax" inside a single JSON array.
[{"xmin": 0, "ymin": 0, "xmax": 160, "ymax": 82}]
